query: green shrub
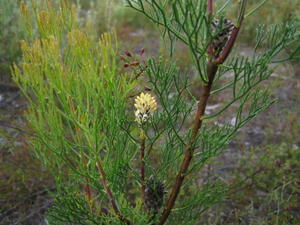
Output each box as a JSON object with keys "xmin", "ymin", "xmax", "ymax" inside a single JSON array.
[
  {"xmin": 227, "ymin": 143, "xmax": 300, "ymax": 225},
  {"xmin": 13, "ymin": 0, "xmax": 300, "ymax": 224}
]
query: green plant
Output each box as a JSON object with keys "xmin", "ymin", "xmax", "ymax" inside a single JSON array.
[
  {"xmin": 13, "ymin": 0, "xmax": 300, "ymax": 225},
  {"xmin": 125, "ymin": 0, "xmax": 299, "ymax": 224},
  {"xmin": 238, "ymin": 0, "xmax": 300, "ymax": 43},
  {"xmin": 0, "ymin": 0, "xmax": 24, "ymax": 79},
  {"xmin": 223, "ymin": 143, "xmax": 300, "ymax": 225}
]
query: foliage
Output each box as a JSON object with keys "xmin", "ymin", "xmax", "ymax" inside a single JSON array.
[
  {"xmin": 96, "ymin": 0, "xmax": 154, "ymax": 32},
  {"xmin": 225, "ymin": 143, "xmax": 300, "ymax": 225},
  {"xmin": 12, "ymin": 0, "xmax": 300, "ymax": 225},
  {"xmin": 14, "ymin": 1, "xmax": 139, "ymax": 224},
  {"xmin": 239, "ymin": 0, "xmax": 300, "ymax": 43},
  {"xmin": 0, "ymin": 142, "xmax": 53, "ymax": 225},
  {"xmin": 0, "ymin": 0, "xmax": 24, "ymax": 78},
  {"xmin": 125, "ymin": 0, "xmax": 299, "ymax": 224}
]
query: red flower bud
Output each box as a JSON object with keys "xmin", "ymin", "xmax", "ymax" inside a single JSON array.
[
  {"xmin": 120, "ymin": 55, "xmax": 126, "ymax": 61},
  {"xmin": 124, "ymin": 63, "xmax": 130, "ymax": 68},
  {"xmin": 124, "ymin": 50, "xmax": 132, "ymax": 57},
  {"xmin": 138, "ymin": 48, "xmax": 145, "ymax": 55}
]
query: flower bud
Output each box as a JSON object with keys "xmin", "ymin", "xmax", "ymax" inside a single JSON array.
[
  {"xmin": 134, "ymin": 92, "xmax": 157, "ymax": 124},
  {"xmin": 124, "ymin": 50, "xmax": 132, "ymax": 57}
]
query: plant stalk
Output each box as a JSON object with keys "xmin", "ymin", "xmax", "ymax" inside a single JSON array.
[
  {"xmin": 208, "ymin": 0, "xmax": 214, "ymax": 15},
  {"xmin": 140, "ymin": 131, "xmax": 146, "ymax": 208},
  {"xmin": 85, "ymin": 177, "xmax": 93, "ymax": 213},
  {"xmin": 156, "ymin": 1, "xmax": 247, "ymax": 224},
  {"xmin": 96, "ymin": 161, "xmax": 131, "ymax": 225},
  {"xmin": 215, "ymin": 0, "xmax": 247, "ymax": 64},
  {"xmin": 156, "ymin": 61, "xmax": 218, "ymax": 225},
  {"xmin": 214, "ymin": 27, "xmax": 240, "ymax": 64}
]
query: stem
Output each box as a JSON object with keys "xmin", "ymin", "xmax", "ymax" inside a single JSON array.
[
  {"xmin": 156, "ymin": 62, "xmax": 218, "ymax": 225},
  {"xmin": 85, "ymin": 183, "xmax": 92, "ymax": 202},
  {"xmin": 208, "ymin": 0, "xmax": 213, "ymax": 15},
  {"xmin": 134, "ymin": 65, "xmax": 148, "ymax": 80},
  {"xmin": 96, "ymin": 161, "xmax": 131, "ymax": 225},
  {"xmin": 215, "ymin": 0, "xmax": 247, "ymax": 64},
  {"xmin": 140, "ymin": 131, "xmax": 146, "ymax": 208},
  {"xmin": 157, "ymin": 1, "xmax": 247, "ymax": 223},
  {"xmin": 85, "ymin": 161, "xmax": 94, "ymax": 214},
  {"xmin": 85, "ymin": 179, "xmax": 93, "ymax": 214},
  {"xmin": 214, "ymin": 27, "xmax": 240, "ymax": 64}
]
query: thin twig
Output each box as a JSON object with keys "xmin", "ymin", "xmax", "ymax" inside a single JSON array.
[
  {"xmin": 227, "ymin": 167, "xmax": 272, "ymax": 195},
  {"xmin": 0, "ymin": 120, "xmax": 36, "ymax": 137},
  {"xmin": 134, "ymin": 65, "xmax": 148, "ymax": 80},
  {"xmin": 208, "ymin": 0, "xmax": 213, "ymax": 15},
  {"xmin": 85, "ymin": 175, "xmax": 93, "ymax": 214},
  {"xmin": 96, "ymin": 161, "xmax": 131, "ymax": 225},
  {"xmin": 0, "ymin": 187, "xmax": 55, "ymax": 221},
  {"xmin": 12, "ymin": 200, "xmax": 53, "ymax": 225},
  {"xmin": 140, "ymin": 132, "xmax": 146, "ymax": 208}
]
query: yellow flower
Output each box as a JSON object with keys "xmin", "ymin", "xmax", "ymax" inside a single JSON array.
[{"xmin": 134, "ymin": 92, "xmax": 157, "ymax": 124}]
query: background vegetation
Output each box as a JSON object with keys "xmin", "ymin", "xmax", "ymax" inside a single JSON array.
[{"xmin": 0, "ymin": 0, "xmax": 299, "ymax": 224}]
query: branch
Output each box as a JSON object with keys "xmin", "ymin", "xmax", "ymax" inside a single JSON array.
[
  {"xmin": 156, "ymin": 62, "xmax": 219, "ymax": 225},
  {"xmin": 214, "ymin": 27, "xmax": 240, "ymax": 64},
  {"xmin": 215, "ymin": 0, "xmax": 247, "ymax": 64},
  {"xmin": 157, "ymin": 1, "xmax": 248, "ymax": 223},
  {"xmin": 96, "ymin": 161, "xmax": 131, "ymax": 225},
  {"xmin": 140, "ymin": 132, "xmax": 146, "ymax": 208},
  {"xmin": 208, "ymin": 0, "xmax": 213, "ymax": 15}
]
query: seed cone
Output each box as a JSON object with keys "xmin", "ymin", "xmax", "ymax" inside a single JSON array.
[
  {"xmin": 211, "ymin": 19, "xmax": 235, "ymax": 56},
  {"xmin": 145, "ymin": 176, "xmax": 166, "ymax": 215}
]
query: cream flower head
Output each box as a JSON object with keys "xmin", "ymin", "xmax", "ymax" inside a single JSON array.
[{"xmin": 134, "ymin": 92, "xmax": 157, "ymax": 124}]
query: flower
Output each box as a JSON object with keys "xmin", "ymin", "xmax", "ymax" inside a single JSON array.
[{"xmin": 134, "ymin": 92, "xmax": 157, "ymax": 124}]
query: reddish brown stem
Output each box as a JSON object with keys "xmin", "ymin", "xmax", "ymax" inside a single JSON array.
[
  {"xmin": 156, "ymin": 62, "xmax": 218, "ymax": 225},
  {"xmin": 215, "ymin": 0, "xmax": 247, "ymax": 64},
  {"xmin": 214, "ymin": 27, "xmax": 240, "ymax": 64},
  {"xmin": 85, "ymin": 180, "xmax": 92, "ymax": 202},
  {"xmin": 140, "ymin": 136, "xmax": 146, "ymax": 208},
  {"xmin": 96, "ymin": 161, "xmax": 131, "ymax": 225},
  {"xmin": 85, "ymin": 178, "xmax": 93, "ymax": 214},
  {"xmin": 156, "ymin": 1, "xmax": 248, "ymax": 223},
  {"xmin": 208, "ymin": 0, "xmax": 213, "ymax": 15},
  {"xmin": 134, "ymin": 65, "xmax": 148, "ymax": 79}
]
